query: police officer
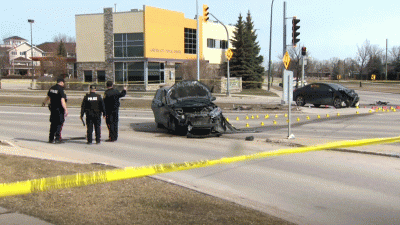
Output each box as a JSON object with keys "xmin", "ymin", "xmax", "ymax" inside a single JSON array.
[
  {"xmin": 104, "ymin": 81, "xmax": 126, "ymax": 142},
  {"xmin": 42, "ymin": 78, "xmax": 68, "ymax": 144},
  {"xmin": 80, "ymin": 85, "xmax": 106, "ymax": 144}
]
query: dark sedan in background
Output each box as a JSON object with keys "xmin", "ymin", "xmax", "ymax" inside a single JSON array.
[
  {"xmin": 151, "ymin": 81, "xmax": 226, "ymax": 136},
  {"xmin": 293, "ymin": 83, "xmax": 359, "ymax": 108}
]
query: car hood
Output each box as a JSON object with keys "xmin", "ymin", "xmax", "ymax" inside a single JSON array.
[
  {"xmin": 340, "ymin": 88, "xmax": 358, "ymax": 98},
  {"xmin": 166, "ymin": 81, "xmax": 213, "ymax": 104}
]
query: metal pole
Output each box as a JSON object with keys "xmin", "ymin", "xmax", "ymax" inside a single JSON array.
[
  {"xmin": 283, "ymin": 2, "xmax": 286, "ymax": 56},
  {"xmin": 210, "ymin": 13, "xmax": 230, "ymax": 96},
  {"xmin": 267, "ymin": 0, "xmax": 274, "ymax": 91},
  {"xmin": 196, "ymin": 0, "xmax": 200, "ymax": 81},
  {"xmin": 301, "ymin": 55, "xmax": 305, "ymax": 87},
  {"xmin": 386, "ymin": 38, "xmax": 388, "ymax": 80},
  {"xmin": 28, "ymin": 19, "xmax": 34, "ymax": 88}
]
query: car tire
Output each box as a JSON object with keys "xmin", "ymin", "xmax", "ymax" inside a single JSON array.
[
  {"xmin": 295, "ymin": 96, "xmax": 306, "ymax": 106},
  {"xmin": 313, "ymin": 104, "xmax": 321, "ymax": 108},
  {"xmin": 333, "ymin": 98, "xmax": 342, "ymax": 108},
  {"xmin": 156, "ymin": 123, "xmax": 163, "ymax": 128}
]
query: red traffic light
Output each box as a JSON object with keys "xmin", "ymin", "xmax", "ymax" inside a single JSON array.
[{"xmin": 301, "ymin": 47, "xmax": 306, "ymax": 56}]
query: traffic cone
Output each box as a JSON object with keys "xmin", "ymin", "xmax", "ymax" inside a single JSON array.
[
  {"xmin": 326, "ymin": 114, "xmax": 330, "ymax": 118},
  {"xmin": 275, "ymin": 114, "xmax": 278, "ymax": 118},
  {"xmin": 265, "ymin": 114, "xmax": 269, "ymax": 119},
  {"xmin": 226, "ymin": 117, "xmax": 229, "ymax": 122},
  {"xmin": 337, "ymin": 113, "xmax": 340, "ymax": 116},
  {"xmin": 317, "ymin": 115, "xmax": 321, "ymax": 119},
  {"xmin": 236, "ymin": 117, "xmax": 239, "ymax": 121},
  {"xmin": 246, "ymin": 116, "xmax": 249, "ymax": 120},
  {"xmin": 261, "ymin": 122, "xmax": 264, "ymax": 126},
  {"xmin": 356, "ymin": 111, "xmax": 359, "ymax": 114},
  {"xmin": 284, "ymin": 113, "xmax": 288, "ymax": 117},
  {"xmin": 256, "ymin": 115, "xmax": 259, "ymax": 119},
  {"xmin": 306, "ymin": 116, "xmax": 310, "ymax": 120},
  {"xmin": 296, "ymin": 117, "xmax": 300, "ymax": 122},
  {"xmin": 251, "ymin": 115, "xmax": 254, "ymax": 119},
  {"xmin": 273, "ymin": 120, "xmax": 277, "ymax": 125},
  {"xmin": 246, "ymin": 123, "xmax": 249, "ymax": 127}
]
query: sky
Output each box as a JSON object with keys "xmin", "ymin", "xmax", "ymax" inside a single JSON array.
[{"xmin": 1, "ymin": 0, "xmax": 399, "ymax": 63}]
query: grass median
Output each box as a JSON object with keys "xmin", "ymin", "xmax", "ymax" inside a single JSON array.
[{"xmin": 0, "ymin": 154, "xmax": 294, "ymax": 225}]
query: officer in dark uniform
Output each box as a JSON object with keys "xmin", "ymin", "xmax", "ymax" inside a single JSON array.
[
  {"xmin": 104, "ymin": 81, "xmax": 126, "ymax": 142},
  {"xmin": 80, "ymin": 85, "xmax": 106, "ymax": 144},
  {"xmin": 42, "ymin": 78, "xmax": 68, "ymax": 144}
]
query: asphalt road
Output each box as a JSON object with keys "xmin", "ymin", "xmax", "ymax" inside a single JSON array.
[{"xmin": 1, "ymin": 104, "xmax": 400, "ymax": 224}]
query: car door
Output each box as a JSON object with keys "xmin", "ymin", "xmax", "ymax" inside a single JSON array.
[
  {"xmin": 151, "ymin": 89, "xmax": 163, "ymax": 124},
  {"xmin": 317, "ymin": 84, "xmax": 334, "ymax": 105}
]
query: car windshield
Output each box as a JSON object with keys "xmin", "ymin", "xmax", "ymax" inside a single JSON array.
[
  {"xmin": 167, "ymin": 81, "xmax": 211, "ymax": 103},
  {"xmin": 328, "ymin": 83, "xmax": 347, "ymax": 90}
]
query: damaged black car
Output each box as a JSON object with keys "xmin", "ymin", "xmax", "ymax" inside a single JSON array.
[
  {"xmin": 293, "ymin": 82, "xmax": 360, "ymax": 108},
  {"xmin": 151, "ymin": 81, "xmax": 227, "ymax": 136}
]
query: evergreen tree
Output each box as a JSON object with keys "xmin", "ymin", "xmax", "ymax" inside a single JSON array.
[
  {"xmin": 243, "ymin": 11, "xmax": 264, "ymax": 89},
  {"xmin": 366, "ymin": 55, "xmax": 383, "ymax": 80},
  {"xmin": 57, "ymin": 41, "xmax": 67, "ymax": 57},
  {"xmin": 230, "ymin": 14, "xmax": 247, "ymax": 78},
  {"xmin": 230, "ymin": 11, "xmax": 264, "ymax": 89}
]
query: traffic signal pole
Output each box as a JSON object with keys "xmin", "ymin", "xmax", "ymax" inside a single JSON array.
[{"xmin": 210, "ymin": 13, "xmax": 230, "ymax": 96}]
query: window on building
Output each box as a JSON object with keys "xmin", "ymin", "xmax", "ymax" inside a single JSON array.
[
  {"xmin": 206, "ymin": 38, "xmax": 228, "ymax": 49},
  {"xmin": 221, "ymin": 40, "xmax": 228, "ymax": 49},
  {"xmin": 115, "ymin": 62, "xmax": 145, "ymax": 84},
  {"xmin": 97, "ymin": 70, "xmax": 106, "ymax": 82},
  {"xmin": 114, "ymin": 33, "xmax": 144, "ymax": 58},
  {"xmin": 20, "ymin": 52, "xmax": 26, "ymax": 56},
  {"xmin": 148, "ymin": 62, "xmax": 165, "ymax": 84},
  {"xmin": 207, "ymin": 38, "xmax": 215, "ymax": 48},
  {"xmin": 184, "ymin": 28, "xmax": 196, "ymax": 54},
  {"xmin": 128, "ymin": 62, "xmax": 144, "ymax": 83},
  {"xmin": 11, "ymin": 51, "xmax": 17, "ymax": 56},
  {"xmin": 84, "ymin": 70, "xmax": 93, "ymax": 82}
]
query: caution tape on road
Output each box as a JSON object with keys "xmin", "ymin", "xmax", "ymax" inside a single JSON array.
[{"xmin": 1, "ymin": 135, "xmax": 400, "ymax": 198}]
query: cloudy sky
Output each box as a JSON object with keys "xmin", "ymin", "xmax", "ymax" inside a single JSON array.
[{"xmin": 1, "ymin": 0, "xmax": 398, "ymax": 62}]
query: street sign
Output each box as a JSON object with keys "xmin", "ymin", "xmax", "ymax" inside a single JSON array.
[
  {"xmin": 283, "ymin": 51, "xmax": 291, "ymax": 69},
  {"xmin": 225, "ymin": 48, "xmax": 233, "ymax": 60}
]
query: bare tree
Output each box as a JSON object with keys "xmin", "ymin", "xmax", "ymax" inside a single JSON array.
[
  {"xmin": 175, "ymin": 60, "xmax": 220, "ymax": 92},
  {"xmin": 389, "ymin": 46, "xmax": 400, "ymax": 63},
  {"xmin": 52, "ymin": 34, "xmax": 75, "ymax": 43},
  {"xmin": 356, "ymin": 39, "xmax": 371, "ymax": 77}
]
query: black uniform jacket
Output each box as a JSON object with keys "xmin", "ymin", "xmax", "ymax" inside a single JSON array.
[
  {"xmin": 81, "ymin": 92, "xmax": 106, "ymax": 118},
  {"xmin": 104, "ymin": 88, "xmax": 126, "ymax": 112}
]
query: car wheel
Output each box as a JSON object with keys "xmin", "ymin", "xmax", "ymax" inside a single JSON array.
[
  {"xmin": 156, "ymin": 123, "xmax": 163, "ymax": 128},
  {"xmin": 295, "ymin": 96, "xmax": 306, "ymax": 106},
  {"xmin": 333, "ymin": 98, "xmax": 342, "ymax": 108},
  {"xmin": 313, "ymin": 104, "xmax": 321, "ymax": 108}
]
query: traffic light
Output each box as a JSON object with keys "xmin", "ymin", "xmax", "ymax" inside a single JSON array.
[
  {"xmin": 292, "ymin": 16, "xmax": 300, "ymax": 47},
  {"xmin": 203, "ymin": 4, "xmax": 209, "ymax": 22},
  {"xmin": 301, "ymin": 47, "xmax": 307, "ymax": 56}
]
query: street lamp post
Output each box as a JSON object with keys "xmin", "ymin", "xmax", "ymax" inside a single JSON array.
[
  {"xmin": 28, "ymin": 19, "xmax": 34, "ymax": 82},
  {"xmin": 267, "ymin": 0, "xmax": 275, "ymax": 91}
]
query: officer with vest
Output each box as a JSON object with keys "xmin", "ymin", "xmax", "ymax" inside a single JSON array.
[
  {"xmin": 104, "ymin": 81, "xmax": 126, "ymax": 142},
  {"xmin": 42, "ymin": 78, "xmax": 68, "ymax": 144},
  {"xmin": 80, "ymin": 85, "xmax": 106, "ymax": 144}
]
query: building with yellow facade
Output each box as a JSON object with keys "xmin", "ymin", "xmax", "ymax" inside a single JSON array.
[{"xmin": 75, "ymin": 5, "xmax": 235, "ymax": 90}]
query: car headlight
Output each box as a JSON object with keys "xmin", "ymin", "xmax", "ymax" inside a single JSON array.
[{"xmin": 210, "ymin": 107, "xmax": 222, "ymax": 118}]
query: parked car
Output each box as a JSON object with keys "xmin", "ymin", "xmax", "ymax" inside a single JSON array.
[
  {"xmin": 293, "ymin": 82, "xmax": 359, "ymax": 108},
  {"xmin": 151, "ymin": 80, "xmax": 226, "ymax": 136}
]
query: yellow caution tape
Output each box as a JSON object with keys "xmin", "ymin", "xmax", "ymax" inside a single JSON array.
[{"xmin": 1, "ymin": 136, "xmax": 400, "ymax": 198}]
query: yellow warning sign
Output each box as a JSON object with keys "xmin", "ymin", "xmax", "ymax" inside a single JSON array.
[
  {"xmin": 225, "ymin": 48, "xmax": 233, "ymax": 60},
  {"xmin": 283, "ymin": 51, "xmax": 290, "ymax": 69}
]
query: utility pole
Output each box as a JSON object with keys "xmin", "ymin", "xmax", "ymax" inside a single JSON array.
[
  {"xmin": 196, "ymin": 0, "xmax": 200, "ymax": 81},
  {"xmin": 386, "ymin": 39, "xmax": 388, "ymax": 80},
  {"xmin": 267, "ymin": 0, "xmax": 275, "ymax": 91}
]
